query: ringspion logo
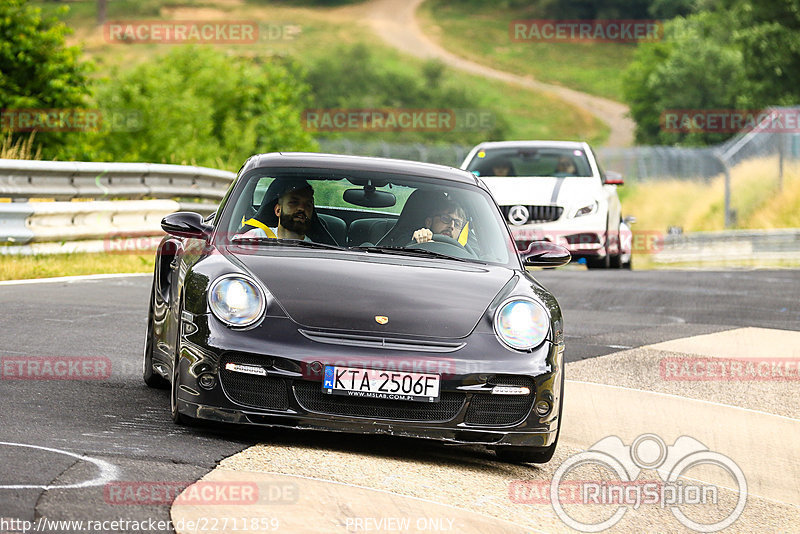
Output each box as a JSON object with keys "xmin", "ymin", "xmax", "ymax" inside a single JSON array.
[{"xmin": 546, "ymin": 434, "xmax": 747, "ymax": 532}]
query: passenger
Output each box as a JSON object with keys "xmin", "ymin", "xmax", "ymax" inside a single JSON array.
[
  {"xmin": 412, "ymin": 199, "xmax": 468, "ymax": 245},
  {"xmin": 241, "ymin": 179, "xmax": 314, "ymax": 241}
]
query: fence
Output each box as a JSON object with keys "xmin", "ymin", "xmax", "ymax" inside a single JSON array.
[
  {"xmin": 316, "ymin": 139, "xmax": 470, "ymax": 168},
  {"xmin": 319, "ymin": 110, "xmax": 800, "ymax": 184},
  {"xmin": 653, "ymin": 229, "xmax": 800, "ymax": 264}
]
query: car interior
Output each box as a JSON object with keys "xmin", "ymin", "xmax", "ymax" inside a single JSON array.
[{"xmin": 224, "ymin": 173, "xmax": 514, "ymax": 265}]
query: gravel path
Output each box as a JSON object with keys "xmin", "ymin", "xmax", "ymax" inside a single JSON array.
[{"xmin": 338, "ymin": 0, "xmax": 635, "ymax": 147}]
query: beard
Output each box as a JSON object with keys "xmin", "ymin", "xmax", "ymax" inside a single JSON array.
[{"xmin": 280, "ymin": 210, "xmax": 312, "ymax": 234}]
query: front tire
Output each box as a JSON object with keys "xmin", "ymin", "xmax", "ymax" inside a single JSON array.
[
  {"xmin": 585, "ymin": 254, "xmax": 610, "ymax": 269},
  {"xmin": 143, "ymin": 283, "xmax": 168, "ymax": 389},
  {"xmin": 495, "ymin": 443, "xmax": 558, "ymax": 464},
  {"xmin": 170, "ymin": 298, "xmax": 195, "ymax": 426},
  {"xmin": 496, "ymin": 368, "xmax": 565, "ymax": 464}
]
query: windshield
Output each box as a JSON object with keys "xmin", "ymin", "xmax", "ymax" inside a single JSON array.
[
  {"xmin": 217, "ymin": 166, "xmax": 519, "ymax": 268},
  {"xmin": 466, "ymin": 147, "xmax": 594, "ymax": 177}
]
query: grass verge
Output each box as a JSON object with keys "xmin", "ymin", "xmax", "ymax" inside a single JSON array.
[
  {"xmin": 0, "ymin": 252, "xmax": 154, "ymax": 281},
  {"xmin": 632, "ymin": 254, "xmax": 800, "ymax": 271},
  {"xmin": 620, "ymin": 158, "xmax": 800, "ymax": 234}
]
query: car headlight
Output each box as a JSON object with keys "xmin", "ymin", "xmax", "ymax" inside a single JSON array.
[
  {"xmin": 208, "ymin": 275, "xmax": 266, "ymax": 328},
  {"xmin": 494, "ymin": 298, "xmax": 550, "ymax": 350},
  {"xmin": 573, "ymin": 201, "xmax": 598, "ymax": 218}
]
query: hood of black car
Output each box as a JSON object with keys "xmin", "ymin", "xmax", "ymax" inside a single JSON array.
[{"xmin": 231, "ymin": 250, "xmax": 514, "ymax": 338}]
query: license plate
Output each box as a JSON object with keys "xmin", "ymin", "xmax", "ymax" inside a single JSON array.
[{"xmin": 322, "ymin": 366, "xmax": 440, "ymax": 403}]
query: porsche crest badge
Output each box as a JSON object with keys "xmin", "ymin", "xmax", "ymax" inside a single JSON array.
[{"xmin": 375, "ymin": 315, "xmax": 389, "ymax": 325}]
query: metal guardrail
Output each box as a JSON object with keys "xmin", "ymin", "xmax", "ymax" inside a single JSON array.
[
  {"xmin": 0, "ymin": 159, "xmax": 232, "ymax": 254},
  {"xmin": 0, "ymin": 159, "xmax": 235, "ymax": 201},
  {"xmin": 653, "ymin": 229, "xmax": 800, "ymax": 264}
]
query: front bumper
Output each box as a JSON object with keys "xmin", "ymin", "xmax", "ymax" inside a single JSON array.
[
  {"xmin": 173, "ymin": 315, "xmax": 564, "ymax": 448},
  {"xmin": 510, "ymin": 217, "xmax": 608, "ymax": 259}
]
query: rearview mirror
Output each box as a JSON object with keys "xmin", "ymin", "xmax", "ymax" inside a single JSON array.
[
  {"xmin": 522, "ymin": 241, "xmax": 571, "ymax": 269},
  {"xmin": 343, "ymin": 188, "xmax": 396, "ymax": 208},
  {"xmin": 161, "ymin": 212, "xmax": 212, "ymax": 240}
]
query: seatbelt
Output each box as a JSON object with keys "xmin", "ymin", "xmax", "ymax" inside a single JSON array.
[
  {"xmin": 243, "ymin": 218, "xmax": 277, "ymax": 238},
  {"xmin": 458, "ymin": 221, "xmax": 469, "ymax": 246}
]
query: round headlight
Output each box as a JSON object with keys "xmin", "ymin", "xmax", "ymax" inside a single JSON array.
[
  {"xmin": 208, "ymin": 275, "xmax": 266, "ymax": 328},
  {"xmin": 494, "ymin": 299, "xmax": 550, "ymax": 350}
]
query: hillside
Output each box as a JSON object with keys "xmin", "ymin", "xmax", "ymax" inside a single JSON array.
[{"xmin": 33, "ymin": 0, "xmax": 608, "ymax": 148}]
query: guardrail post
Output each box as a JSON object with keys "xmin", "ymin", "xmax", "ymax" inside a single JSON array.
[
  {"xmin": 0, "ymin": 203, "xmax": 35, "ymax": 245},
  {"xmin": 713, "ymin": 151, "xmax": 734, "ymax": 228},
  {"xmin": 778, "ymin": 134, "xmax": 784, "ymax": 192}
]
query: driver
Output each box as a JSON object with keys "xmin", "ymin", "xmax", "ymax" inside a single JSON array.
[
  {"xmin": 555, "ymin": 156, "xmax": 577, "ymax": 175},
  {"xmin": 412, "ymin": 199, "xmax": 468, "ymax": 245}
]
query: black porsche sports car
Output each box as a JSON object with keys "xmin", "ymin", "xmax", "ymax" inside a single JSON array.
[{"xmin": 144, "ymin": 153, "xmax": 570, "ymax": 463}]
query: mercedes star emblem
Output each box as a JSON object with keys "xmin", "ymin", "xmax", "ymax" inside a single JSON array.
[{"xmin": 508, "ymin": 205, "xmax": 529, "ymax": 226}]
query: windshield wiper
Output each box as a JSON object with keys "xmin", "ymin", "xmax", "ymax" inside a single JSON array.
[
  {"xmin": 230, "ymin": 237, "xmax": 344, "ymax": 251},
  {"xmin": 351, "ymin": 245, "xmax": 474, "ymax": 263}
]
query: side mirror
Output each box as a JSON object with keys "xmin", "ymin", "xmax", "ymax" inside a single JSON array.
[
  {"xmin": 523, "ymin": 241, "xmax": 571, "ymax": 269},
  {"xmin": 603, "ymin": 170, "xmax": 624, "ymax": 185},
  {"xmin": 162, "ymin": 212, "xmax": 212, "ymax": 239}
]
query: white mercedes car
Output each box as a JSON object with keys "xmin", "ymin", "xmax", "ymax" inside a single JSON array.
[{"xmin": 461, "ymin": 141, "xmax": 631, "ymax": 269}]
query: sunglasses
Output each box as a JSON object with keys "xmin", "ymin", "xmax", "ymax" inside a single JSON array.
[{"xmin": 435, "ymin": 214, "xmax": 465, "ymax": 229}]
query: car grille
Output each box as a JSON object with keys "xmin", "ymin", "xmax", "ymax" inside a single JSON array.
[
  {"xmin": 219, "ymin": 354, "xmax": 290, "ymax": 411},
  {"xmin": 298, "ymin": 330, "xmax": 465, "ymax": 353},
  {"xmin": 293, "ymin": 380, "xmax": 465, "ymax": 422},
  {"xmin": 464, "ymin": 375, "xmax": 535, "ymax": 426},
  {"xmin": 502, "ymin": 205, "xmax": 563, "ymax": 224}
]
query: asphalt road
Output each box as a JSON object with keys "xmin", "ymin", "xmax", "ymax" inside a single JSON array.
[{"xmin": 0, "ymin": 269, "xmax": 797, "ymax": 533}]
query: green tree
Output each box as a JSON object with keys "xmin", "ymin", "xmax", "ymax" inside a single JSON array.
[
  {"xmin": 0, "ymin": 0, "xmax": 91, "ymax": 156},
  {"xmin": 623, "ymin": 13, "xmax": 746, "ymax": 145},
  {"xmin": 624, "ymin": 0, "xmax": 800, "ymax": 145},
  {"xmin": 726, "ymin": 0, "xmax": 800, "ymax": 108},
  {"xmin": 61, "ymin": 47, "xmax": 316, "ymax": 170}
]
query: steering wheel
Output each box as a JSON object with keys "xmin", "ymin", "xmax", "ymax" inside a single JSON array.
[{"xmin": 406, "ymin": 233, "xmax": 478, "ymax": 259}]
